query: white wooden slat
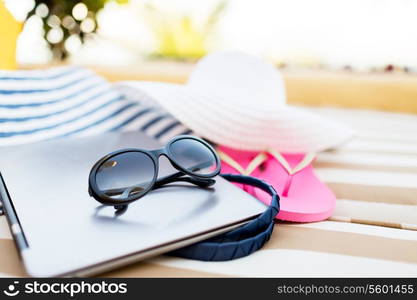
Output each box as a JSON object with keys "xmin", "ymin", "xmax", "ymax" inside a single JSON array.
[
  {"xmin": 339, "ymin": 139, "xmax": 417, "ymax": 155},
  {"xmin": 341, "ymin": 120, "xmax": 416, "ymax": 135},
  {"xmin": 357, "ymin": 131, "xmax": 417, "ymax": 144},
  {"xmin": 332, "ymin": 199, "xmax": 417, "ymax": 229},
  {"xmin": 291, "ymin": 220, "xmax": 417, "ymax": 240},
  {"xmin": 308, "ymin": 107, "xmax": 417, "ymax": 134},
  {"xmin": 316, "ymin": 151, "xmax": 417, "ymax": 171},
  {"xmin": 307, "ymin": 107, "xmax": 417, "ymax": 144},
  {"xmin": 316, "ymin": 168, "xmax": 417, "ymax": 188},
  {"xmin": 315, "ymin": 168, "xmax": 417, "ymax": 204},
  {"xmin": 309, "ymin": 106, "xmax": 417, "ymax": 125},
  {"xmin": 318, "ymin": 108, "xmax": 417, "ymax": 123}
]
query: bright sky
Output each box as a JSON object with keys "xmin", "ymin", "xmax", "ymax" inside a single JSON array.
[{"xmin": 9, "ymin": 0, "xmax": 417, "ymax": 70}]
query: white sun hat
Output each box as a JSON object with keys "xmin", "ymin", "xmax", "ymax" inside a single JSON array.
[{"xmin": 119, "ymin": 51, "xmax": 354, "ymax": 153}]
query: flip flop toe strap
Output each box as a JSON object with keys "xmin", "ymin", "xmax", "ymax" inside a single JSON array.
[
  {"xmin": 170, "ymin": 174, "xmax": 280, "ymax": 261},
  {"xmin": 218, "ymin": 150, "xmax": 268, "ymax": 176},
  {"xmin": 268, "ymin": 150, "xmax": 316, "ymax": 175}
]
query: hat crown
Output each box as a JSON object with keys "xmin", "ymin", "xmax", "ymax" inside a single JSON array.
[{"xmin": 187, "ymin": 52, "xmax": 286, "ymax": 107}]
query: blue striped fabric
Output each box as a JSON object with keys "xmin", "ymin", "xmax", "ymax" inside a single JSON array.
[{"xmin": 0, "ymin": 66, "xmax": 192, "ymax": 146}]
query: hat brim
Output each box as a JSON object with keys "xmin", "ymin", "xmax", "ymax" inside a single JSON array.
[{"xmin": 118, "ymin": 81, "xmax": 354, "ymax": 153}]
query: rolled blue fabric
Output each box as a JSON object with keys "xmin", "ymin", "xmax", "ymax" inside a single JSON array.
[{"xmin": 0, "ymin": 66, "xmax": 192, "ymax": 146}]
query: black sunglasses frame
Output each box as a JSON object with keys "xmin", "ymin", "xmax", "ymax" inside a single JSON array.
[{"xmin": 88, "ymin": 135, "xmax": 221, "ymax": 208}]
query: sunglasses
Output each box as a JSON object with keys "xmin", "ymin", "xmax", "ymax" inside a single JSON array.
[{"xmin": 88, "ymin": 135, "xmax": 221, "ymax": 210}]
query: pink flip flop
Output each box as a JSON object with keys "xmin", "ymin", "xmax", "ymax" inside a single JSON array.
[{"xmin": 218, "ymin": 146, "xmax": 336, "ymax": 222}]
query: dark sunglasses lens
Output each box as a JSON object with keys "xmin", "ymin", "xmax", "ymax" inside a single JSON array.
[
  {"xmin": 169, "ymin": 138, "xmax": 218, "ymax": 176},
  {"xmin": 95, "ymin": 152, "xmax": 155, "ymax": 201}
]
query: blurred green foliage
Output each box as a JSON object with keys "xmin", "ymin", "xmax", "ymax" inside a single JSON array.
[
  {"xmin": 145, "ymin": 1, "xmax": 227, "ymax": 60},
  {"xmin": 27, "ymin": 0, "xmax": 127, "ymax": 60}
]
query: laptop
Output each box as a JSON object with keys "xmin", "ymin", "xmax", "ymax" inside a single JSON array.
[{"xmin": 0, "ymin": 131, "xmax": 266, "ymax": 277}]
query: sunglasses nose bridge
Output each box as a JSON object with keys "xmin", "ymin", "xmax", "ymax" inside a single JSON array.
[{"xmin": 150, "ymin": 149, "xmax": 167, "ymax": 160}]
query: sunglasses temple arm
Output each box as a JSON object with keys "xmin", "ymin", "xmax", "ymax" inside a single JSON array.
[{"xmin": 153, "ymin": 172, "xmax": 216, "ymax": 190}]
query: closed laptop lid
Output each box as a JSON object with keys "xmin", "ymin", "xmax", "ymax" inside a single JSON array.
[{"xmin": 0, "ymin": 131, "xmax": 265, "ymax": 277}]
